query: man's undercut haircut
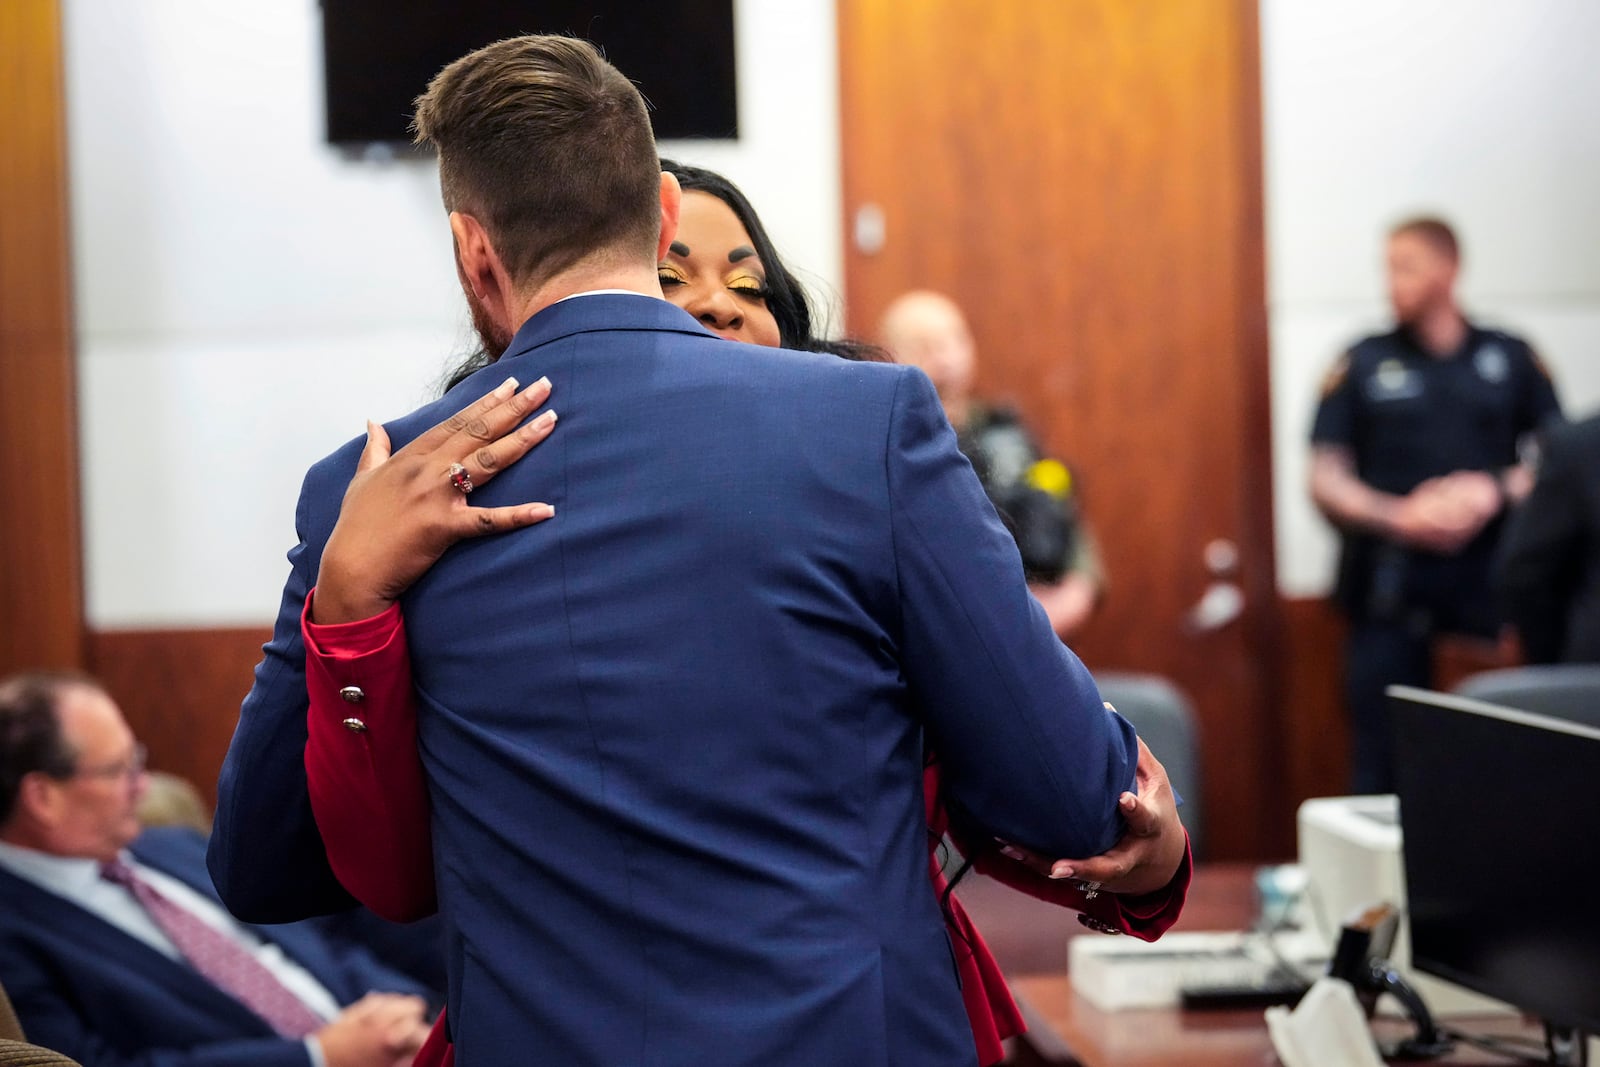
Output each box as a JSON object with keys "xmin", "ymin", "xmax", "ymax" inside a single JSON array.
[
  {"xmin": 1390, "ymin": 216, "xmax": 1460, "ymax": 264},
  {"xmin": 412, "ymin": 35, "xmax": 662, "ymax": 289}
]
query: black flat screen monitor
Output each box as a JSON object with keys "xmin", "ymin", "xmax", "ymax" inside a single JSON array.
[
  {"xmin": 321, "ymin": 1, "xmax": 738, "ymax": 144},
  {"xmin": 1389, "ymin": 685, "xmax": 1600, "ymax": 1032}
]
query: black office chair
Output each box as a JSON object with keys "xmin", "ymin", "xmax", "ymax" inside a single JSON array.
[
  {"xmin": 1093, "ymin": 671, "xmax": 1204, "ymax": 859},
  {"xmin": 1452, "ymin": 665, "xmax": 1600, "ymax": 729}
]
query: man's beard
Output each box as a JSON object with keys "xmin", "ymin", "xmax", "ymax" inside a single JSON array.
[
  {"xmin": 467, "ymin": 287, "xmax": 514, "ymax": 361},
  {"xmin": 439, "ymin": 289, "xmax": 515, "ymax": 395}
]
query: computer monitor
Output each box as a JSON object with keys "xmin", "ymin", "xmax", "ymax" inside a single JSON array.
[{"xmin": 1389, "ymin": 685, "xmax": 1600, "ymax": 1035}]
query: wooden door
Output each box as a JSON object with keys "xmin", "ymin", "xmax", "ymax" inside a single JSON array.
[
  {"xmin": 0, "ymin": 0, "xmax": 84, "ymax": 676},
  {"xmin": 840, "ymin": 0, "xmax": 1285, "ymax": 859}
]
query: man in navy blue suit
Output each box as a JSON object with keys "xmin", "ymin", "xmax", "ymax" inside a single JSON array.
[
  {"xmin": 0, "ymin": 672, "xmax": 432, "ymax": 1067},
  {"xmin": 208, "ymin": 35, "xmax": 1187, "ymax": 1066}
]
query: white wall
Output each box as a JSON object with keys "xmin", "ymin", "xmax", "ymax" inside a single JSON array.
[
  {"xmin": 1263, "ymin": 0, "xmax": 1600, "ymax": 596},
  {"xmin": 65, "ymin": 0, "xmax": 841, "ymax": 627},
  {"xmin": 70, "ymin": 1, "xmax": 1599, "ymax": 622}
]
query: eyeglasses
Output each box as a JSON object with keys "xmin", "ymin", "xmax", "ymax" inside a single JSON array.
[{"xmin": 65, "ymin": 743, "xmax": 148, "ymax": 783}]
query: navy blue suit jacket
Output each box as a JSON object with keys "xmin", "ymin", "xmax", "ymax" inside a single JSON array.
[
  {"xmin": 0, "ymin": 827, "xmax": 426, "ymax": 1067},
  {"xmin": 210, "ymin": 295, "xmax": 1138, "ymax": 1066}
]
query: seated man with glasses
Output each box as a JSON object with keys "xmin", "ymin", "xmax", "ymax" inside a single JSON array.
[{"xmin": 0, "ymin": 671, "xmax": 435, "ymax": 1067}]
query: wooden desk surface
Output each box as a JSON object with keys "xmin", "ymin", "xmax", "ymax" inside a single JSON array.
[
  {"xmin": 953, "ymin": 863, "xmax": 1539, "ymax": 1067},
  {"xmin": 1006, "ymin": 974, "xmax": 1529, "ymax": 1067}
]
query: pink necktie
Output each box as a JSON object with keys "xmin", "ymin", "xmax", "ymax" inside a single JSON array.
[{"xmin": 101, "ymin": 859, "xmax": 324, "ymax": 1038}]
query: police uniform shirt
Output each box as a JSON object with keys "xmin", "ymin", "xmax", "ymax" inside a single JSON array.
[
  {"xmin": 1312, "ymin": 323, "xmax": 1559, "ymax": 495},
  {"xmin": 1310, "ymin": 322, "xmax": 1561, "ymax": 627}
]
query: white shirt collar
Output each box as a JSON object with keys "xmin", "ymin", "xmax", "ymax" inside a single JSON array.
[
  {"xmin": 555, "ymin": 288, "xmax": 654, "ymax": 303},
  {"xmin": 0, "ymin": 838, "xmax": 118, "ymax": 896}
]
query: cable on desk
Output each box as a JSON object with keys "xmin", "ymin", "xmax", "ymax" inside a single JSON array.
[{"xmin": 1437, "ymin": 1024, "xmax": 1554, "ymax": 1065}]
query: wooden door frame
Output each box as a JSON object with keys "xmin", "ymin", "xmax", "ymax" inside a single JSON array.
[
  {"xmin": 1226, "ymin": 0, "xmax": 1293, "ymax": 855},
  {"xmin": 0, "ymin": 0, "xmax": 85, "ymax": 677}
]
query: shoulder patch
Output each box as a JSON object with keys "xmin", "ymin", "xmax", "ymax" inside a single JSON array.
[{"xmin": 1320, "ymin": 353, "xmax": 1352, "ymax": 399}]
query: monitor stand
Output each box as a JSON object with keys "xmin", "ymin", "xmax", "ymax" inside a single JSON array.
[{"xmin": 1363, "ymin": 960, "xmax": 1454, "ymax": 1060}]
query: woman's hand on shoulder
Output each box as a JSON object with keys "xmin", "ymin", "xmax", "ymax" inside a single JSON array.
[{"xmin": 313, "ymin": 375, "xmax": 559, "ymax": 625}]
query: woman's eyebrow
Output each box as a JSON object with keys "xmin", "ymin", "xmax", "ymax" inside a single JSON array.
[
  {"xmin": 728, "ymin": 245, "xmax": 757, "ymax": 264},
  {"xmin": 669, "ymin": 241, "xmax": 691, "ymax": 257}
]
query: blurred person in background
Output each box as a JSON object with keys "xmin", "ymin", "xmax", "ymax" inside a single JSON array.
[
  {"xmin": 0, "ymin": 671, "xmax": 432, "ymax": 1067},
  {"xmin": 1308, "ymin": 217, "xmax": 1562, "ymax": 792},
  {"xmin": 135, "ymin": 770, "xmax": 212, "ymax": 836},
  {"xmin": 879, "ymin": 290, "xmax": 1105, "ymax": 640},
  {"xmin": 1495, "ymin": 410, "xmax": 1600, "ymax": 664}
]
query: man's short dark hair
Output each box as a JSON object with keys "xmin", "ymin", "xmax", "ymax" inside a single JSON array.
[
  {"xmin": 1390, "ymin": 216, "xmax": 1460, "ymax": 263},
  {"xmin": 412, "ymin": 35, "xmax": 661, "ymax": 289},
  {"xmin": 0, "ymin": 672, "xmax": 95, "ymax": 825}
]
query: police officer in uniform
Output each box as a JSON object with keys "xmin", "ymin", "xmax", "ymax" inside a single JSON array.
[
  {"xmin": 880, "ymin": 290, "xmax": 1104, "ymax": 638},
  {"xmin": 1309, "ymin": 217, "xmax": 1562, "ymax": 793},
  {"xmin": 957, "ymin": 404, "xmax": 1088, "ymax": 587}
]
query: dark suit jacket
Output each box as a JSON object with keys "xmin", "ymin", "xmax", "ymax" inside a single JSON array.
[
  {"xmin": 1496, "ymin": 413, "xmax": 1600, "ymax": 663},
  {"xmin": 210, "ymin": 294, "xmax": 1143, "ymax": 1066},
  {"xmin": 0, "ymin": 827, "xmax": 424, "ymax": 1067}
]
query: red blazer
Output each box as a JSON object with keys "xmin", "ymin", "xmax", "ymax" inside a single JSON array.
[{"xmin": 303, "ymin": 594, "xmax": 1192, "ymax": 1067}]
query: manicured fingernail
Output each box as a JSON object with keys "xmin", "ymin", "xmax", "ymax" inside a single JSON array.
[
  {"xmin": 998, "ymin": 845, "xmax": 1027, "ymax": 863},
  {"xmin": 533, "ymin": 376, "xmax": 551, "ymax": 391},
  {"xmin": 497, "ymin": 376, "xmax": 519, "ymax": 396},
  {"xmin": 1121, "ymin": 794, "xmax": 1138, "ymax": 810},
  {"xmin": 1050, "ymin": 865, "xmax": 1074, "ymax": 880},
  {"xmin": 529, "ymin": 503, "xmax": 555, "ymax": 520},
  {"xmin": 535, "ymin": 410, "xmax": 558, "ymax": 429}
]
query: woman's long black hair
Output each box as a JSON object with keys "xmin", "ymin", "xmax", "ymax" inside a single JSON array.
[{"xmin": 443, "ymin": 158, "xmax": 885, "ymax": 392}]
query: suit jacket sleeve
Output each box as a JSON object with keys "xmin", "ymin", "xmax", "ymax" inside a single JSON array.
[
  {"xmin": 209, "ymin": 463, "xmax": 359, "ymax": 924},
  {"xmin": 1496, "ymin": 425, "xmax": 1583, "ymax": 663},
  {"xmin": 303, "ymin": 596, "xmax": 439, "ymax": 922},
  {"xmin": 886, "ymin": 367, "xmax": 1138, "ymax": 859}
]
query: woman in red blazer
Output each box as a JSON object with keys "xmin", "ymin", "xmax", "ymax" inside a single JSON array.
[{"xmin": 303, "ymin": 163, "xmax": 1191, "ymax": 1067}]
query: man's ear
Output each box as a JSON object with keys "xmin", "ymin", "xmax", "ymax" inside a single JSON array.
[
  {"xmin": 15, "ymin": 772, "xmax": 60, "ymax": 830},
  {"xmin": 655, "ymin": 171, "xmax": 682, "ymax": 263},
  {"xmin": 449, "ymin": 211, "xmax": 513, "ymax": 304}
]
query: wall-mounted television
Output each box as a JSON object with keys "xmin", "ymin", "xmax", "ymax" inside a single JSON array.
[{"xmin": 321, "ymin": 1, "xmax": 738, "ymax": 145}]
